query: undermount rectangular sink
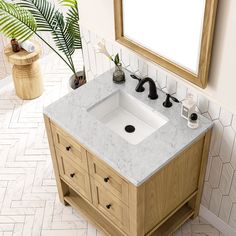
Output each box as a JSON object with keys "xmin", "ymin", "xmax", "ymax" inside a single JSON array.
[{"xmin": 88, "ymin": 90, "xmax": 168, "ymax": 145}]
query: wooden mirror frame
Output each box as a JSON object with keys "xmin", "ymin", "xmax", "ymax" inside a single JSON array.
[{"xmin": 114, "ymin": 0, "xmax": 218, "ymax": 88}]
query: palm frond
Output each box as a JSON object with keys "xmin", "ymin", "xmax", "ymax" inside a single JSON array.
[
  {"xmin": 58, "ymin": 0, "xmax": 77, "ymax": 8},
  {"xmin": 65, "ymin": 9, "xmax": 81, "ymax": 49},
  {"xmin": 59, "ymin": 0, "xmax": 82, "ymax": 49},
  {"xmin": 18, "ymin": 0, "xmax": 58, "ymax": 32},
  {"xmin": 19, "ymin": 0, "xmax": 81, "ymax": 59},
  {"xmin": 53, "ymin": 12, "xmax": 75, "ymax": 58},
  {"xmin": 19, "ymin": 0, "xmax": 74, "ymax": 60},
  {"xmin": 0, "ymin": 0, "xmax": 36, "ymax": 41}
]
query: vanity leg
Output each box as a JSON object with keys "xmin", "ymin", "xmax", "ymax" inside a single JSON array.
[
  {"xmin": 44, "ymin": 115, "xmax": 69, "ymax": 205},
  {"xmin": 129, "ymin": 184, "xmax": 145, "ymax": 236},
  {"xmin": 190, "ymin": 129, "xmax": 212, "ymax": 218}
]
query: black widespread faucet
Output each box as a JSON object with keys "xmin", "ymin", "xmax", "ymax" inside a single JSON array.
[
  {"xmin": 130, "ymin": 74, "xmax": 180, "ymax": 106},
  {"xmin": 135, "ymin": 77, "xmax": 158, "ymax": 100}
]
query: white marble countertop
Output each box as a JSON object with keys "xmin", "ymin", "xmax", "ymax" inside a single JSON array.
[{"xmin": 44, "ymin": 69, "xmax": 213, "ymax": 186}]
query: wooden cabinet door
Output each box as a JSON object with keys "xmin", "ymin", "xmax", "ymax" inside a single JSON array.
[
  {"xmin": 91, "ymin": 179, "xmax": 130, "ymax": 234},
  {"xmin": 56, "ymin": 148, "xmax": 92, "ymax": 202},
  {"xmin": 88, "ymin": 152, "xmax": 129, "ymax": 205},
  {"xmin": 51, "ymin": 124, "xmax": 88, "ymax": 171}
]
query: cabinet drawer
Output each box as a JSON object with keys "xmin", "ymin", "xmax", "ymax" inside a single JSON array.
[
  {"xmin": 88, "ymin": 152, "xmax": 129, "ymax": 205},
  {"xmin": 56, "ymin": 148, "xmax": 92, "ymax": 202},
  {"xmin": 91, "ymin": 180, "xmax": 129, "ymax": 234},
  {"xmin": 51, "ymin": 124, "xmax": 88, "ymax": 171}
]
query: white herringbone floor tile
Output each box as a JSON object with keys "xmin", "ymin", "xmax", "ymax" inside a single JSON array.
[{"xmin": 0, "ymin": 52, "xmax": 223, "ymax": 236}]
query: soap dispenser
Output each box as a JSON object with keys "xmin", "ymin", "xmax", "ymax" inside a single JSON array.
[{"xmin": 181, "ymin": 93, "xmax": 196, "ymax": 120}]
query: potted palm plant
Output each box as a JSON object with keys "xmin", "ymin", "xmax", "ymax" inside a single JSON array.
[{"xmin": 0, "ymin": 0, "xmax": 85, "ymax": 89}]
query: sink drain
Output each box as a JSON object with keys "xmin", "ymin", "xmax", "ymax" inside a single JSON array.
[{"xmin": 125, "ymin": 125, "xmax": 135, "ymax": 133}]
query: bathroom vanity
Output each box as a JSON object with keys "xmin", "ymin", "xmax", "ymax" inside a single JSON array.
[{"xmin": 44, "ymin": 70, "xmax": 212, "ymax": 236}]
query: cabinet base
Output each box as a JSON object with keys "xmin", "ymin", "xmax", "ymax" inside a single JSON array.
[
  {"xmin": 64, "ymin": 186, "xmax": 197, "ymax": 236},
  {"xmin": 64, "ymin": 188, "xmax": 126, "ymax": 236},
  {"xmin": 149, "ymin": 205, "xmax": 194, "ymax": 236},
  {"xmin": 44, "ymin": 117, "xmax": 211, "ymax": 236}
]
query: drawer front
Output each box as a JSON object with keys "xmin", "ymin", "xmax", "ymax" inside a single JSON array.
[
  {"xmin": 56, "ymin": 148, "xmax": 92, "ymax": 202},
  {"xmin": 91, "ymin": 180, "xmax": 129, "ymax": 234},
  {"xmin": 51, "ymin": 124, "xmax": 88, "ymax": 171},
  {"xmin": 88, "ymin": 152, "xmax": 129, "ymax": 205}
]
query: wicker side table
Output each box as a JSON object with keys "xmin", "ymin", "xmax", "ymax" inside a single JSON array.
[{"xmin": 4, "ymin": 41, "xmax": 43, "ymax": 100}]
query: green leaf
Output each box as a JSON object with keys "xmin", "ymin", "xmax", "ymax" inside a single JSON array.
[
  {"xmin": 52, "ymin": 11, "xmax": 76, "ymax": 58},
  {"xmin": 58, "ymin": 0, "xmax": 77, "ymax": 8},
  {"xmin": 18, "ymin": 0, "xmax": 59, "ymax": 32},
  {"xmin": 59, "ymin": 0, "xmax": 82, "ymax": 49},
  {"xmin": 0, "ymin": 0, "xmax": 36, "ymax": 41},
  {"xmin": 19, "ymin": 0, "xmax": 82, "ymax": 65},
  {"xmin": 114, "ymin": 53, "xmax": 120, "ymax": 65}
]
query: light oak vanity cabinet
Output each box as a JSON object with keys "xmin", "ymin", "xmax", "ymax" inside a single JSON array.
[{"xmin": 44, "ymin": 115, "xmax": 212, "ymax": 236}]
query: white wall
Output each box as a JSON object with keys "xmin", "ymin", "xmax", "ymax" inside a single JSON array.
[
  {"xmin": 79, "ymin": 0, "xmax": 115, "ymax": 41},
  {"xmin": 79, "ymin": 0, "xmax": 236, "ymax": 114},
  {"xmin": 207, "ymin": 0, "xmax": 236, "ymax": 114}
]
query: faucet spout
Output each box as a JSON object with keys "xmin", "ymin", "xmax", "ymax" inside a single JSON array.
[{"xmin": 136, "ymin": 77, "xmax": 158, "ymax": 100}]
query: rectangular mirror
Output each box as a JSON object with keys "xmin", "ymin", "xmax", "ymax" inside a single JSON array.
[{"xmin": 114, "ymin": 0, "xmax": 218, "ymax": 88}]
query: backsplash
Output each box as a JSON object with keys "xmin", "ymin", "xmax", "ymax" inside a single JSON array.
[{"xmin": 81, "ymin": 27, "xmax": 236, "ymax": 231}]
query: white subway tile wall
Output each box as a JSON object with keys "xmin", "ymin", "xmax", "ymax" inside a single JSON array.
[{"xmin": 81, "ymin": 26, "xmax": 236, "ymax": 230}]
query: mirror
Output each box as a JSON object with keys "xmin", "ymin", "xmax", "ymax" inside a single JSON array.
[{"xmin": 114, "ymin": 0, "xmax": 218, "ymax": 88}]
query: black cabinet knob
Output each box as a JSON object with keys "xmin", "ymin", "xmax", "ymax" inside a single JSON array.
[
  {"xmin": 70, "ymin": 173, "xmax": 75, "ymax": 178},
  {"xmin": 106, "ymin": 204, "xmax": 112, "ymax": 209},
  {"xmin": 66, "ymin": 146, "xmax": 71, "ymax": 151},
  {"xmin": 104, "ymin": 177, "xmax": 110, "ymax": 183}
]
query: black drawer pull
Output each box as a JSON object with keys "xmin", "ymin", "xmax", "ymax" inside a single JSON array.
[
  {"xmin": 66, "ymin": 146, "xmax": 71, "ymax": 151},
  {"xmin": 104, "ymin": 177, "xmax": 110, "ymax": 183},
  {"xmin": 70, "ymin": 173, "xmax": 75, "ymax": 178},
  {"xmin": 106, "ymin": 204, "xmax": 112, "ymax": 209}
]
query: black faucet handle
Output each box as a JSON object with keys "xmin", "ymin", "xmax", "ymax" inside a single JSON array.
[
  {"xmin": 163, "ymin": 94, "xmax": 179, "ymax": 108},
  {"xmin": 163, "ymin": 94, "xmax": 172, "ymax": 108},
  {"xmin": 170, "ymin": 95, "xmax": 180, "ymax": 103},
  {"xmin": 130, "ymin": 74, "xmax": 145, "ymax": 92},
  {"xmin": 130, "ymin": 74, "xmax": 141, "ymax": 81}
]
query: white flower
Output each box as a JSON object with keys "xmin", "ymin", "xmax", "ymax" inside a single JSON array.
[{"xmin": 95, "ymin": 41, "xmax": 113, "ymax": 61}]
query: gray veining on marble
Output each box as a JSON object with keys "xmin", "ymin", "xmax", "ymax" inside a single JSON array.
[{"xmin": 44, "ymin": 69, "xmax": 213, "ymax": 186}]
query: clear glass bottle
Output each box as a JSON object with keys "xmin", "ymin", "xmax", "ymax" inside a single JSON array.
[
  {"xmin": 113, "ymin": 63, "xmax": 125, "ymax": 84},
  {"xmin": 181, "ymin": 93, "xmax": 196, "ymax": 120},
  {"xmin": 188, "ymin": 113, "xmax": 199, "ymax": 129}
]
